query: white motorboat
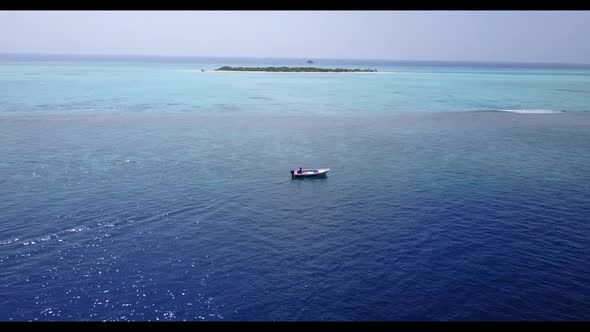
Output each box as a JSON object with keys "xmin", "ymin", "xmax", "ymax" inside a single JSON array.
[{"xmin": 290, "ymin": 168, "xmax": 330, "ymax": 178}]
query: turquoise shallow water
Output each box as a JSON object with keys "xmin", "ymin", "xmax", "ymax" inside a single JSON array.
[
  {"xmin": 1, "ymin": 55, "xmax": 589, "ymax": 115},
  {"xmin": 0, "ymin": 55, "xmax": 589, "ymax": 321}
]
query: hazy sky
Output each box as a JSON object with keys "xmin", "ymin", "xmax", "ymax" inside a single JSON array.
[{"xmin": 1, "ymin": 11, "xmax": 589, "ymax": 63}]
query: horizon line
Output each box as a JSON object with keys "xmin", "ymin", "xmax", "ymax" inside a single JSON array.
[{"xmin": 1, "ymin": 52, "xmax": 589, "ymax": 67}]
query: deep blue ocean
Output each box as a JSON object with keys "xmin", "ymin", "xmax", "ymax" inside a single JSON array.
[{"xmin": 0, "ymin": 55, "xmax": 589, "ymax": 321}]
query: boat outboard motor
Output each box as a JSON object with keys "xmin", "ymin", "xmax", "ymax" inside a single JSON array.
[{"xmin": 290, "ymin": 170, "xmax": 295, "ymax": 177}]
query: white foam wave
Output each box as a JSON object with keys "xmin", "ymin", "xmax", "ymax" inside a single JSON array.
[
  {"xmin": 0, "ymin": 238, "xmax": 20, "ymax": 246},
  {"xmin": 498, "ymin": 109, "xmax": 563, "ymax": 114},
  {"xmin": 66, "ymin": 226, "xmax": 89, "ymax": 233}
]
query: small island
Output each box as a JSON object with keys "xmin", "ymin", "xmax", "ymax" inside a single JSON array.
[{"xmin": 215, "ymin": 66, "xmax": 378, "ymax": 73}]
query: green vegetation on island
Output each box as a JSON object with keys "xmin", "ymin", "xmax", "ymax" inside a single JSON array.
[{"xmin": 215, "ymin": 66, "xmax": 378, "ymax": 73}]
